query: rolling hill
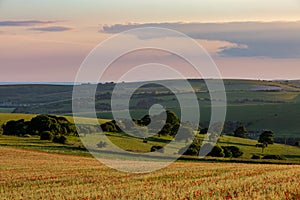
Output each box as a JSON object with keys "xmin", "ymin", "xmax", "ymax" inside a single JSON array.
[{"xmin": 1, "ymin": 79, "xmax": 300, "ymax": 139}]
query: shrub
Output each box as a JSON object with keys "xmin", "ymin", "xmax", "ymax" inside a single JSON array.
[
  {"xmin": 199, "ymin": 143, "xmax": 225, "ymax": 157},
  {"xmin": 223, "ymin": 147, "xmax": 233, "ymax": 158},
  {"xmin": 52, "ymin": 135, "xmax": 67, "ymax": 144},
  {"xmin": 0, "ymin": 125, "xmax": 3, "ymax": 136},
  {"xmin": 251, "ymin": 154, "xmax": 262, "ymax": 159},
  {"xmin": 97, "ymin": 141, "xmax": 107, "ymax": 148},
  {"xmin": 199, "ymin": 128, "xmax": 208, "ymax": 134},
  {"xmin": 150, "ymin": 145, "xmax": 164, "ymax": 153},
  {"xmin": 179, "ymin": 143, "xmax": 200, "ymax": 156},
  {"xmin": 40, "ymin": 131, "xmax": 53, "ymax": 140},
  {"xmin": 208, "ymin": 145, "xmax": 225, "ymax": 157},
  {"xmin": 23, "ymin": 134, "xmax": 31, "ymax": 138},
  {"xmin": 222, "ymin": 146, "xmax": 243, "ymax": 158},
  {"xmin": 262, "ymin": 155, "xmax": 286, "ymax": 160},
  {"xmin": 179, "ymin": 139, "xmax": 202, "ymax": 156}
]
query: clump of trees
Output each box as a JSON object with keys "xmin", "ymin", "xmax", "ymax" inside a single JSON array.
[
  {"xmin": 100, "ymin": 120, "xmax": 121, "ymax": 132},
  {"xmin": 179, "ymin": 139, "xmax": 243, "ymax": 158},
  {"xmin": 222, "ymin": 146, "xmax": 244, "ymax": 158},
  {"xmin": 2, "ymin": 115, "xmax": 78, "ymax": 144}
]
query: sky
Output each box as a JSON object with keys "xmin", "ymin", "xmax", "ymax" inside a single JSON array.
[{"xmin": 1, "ymin": 0, "xmax": 300, "ymax": 82}]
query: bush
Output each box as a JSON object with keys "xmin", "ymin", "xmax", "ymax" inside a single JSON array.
[
  {"xmin": 223, "ymin": 147, "xmax": 233, "ymax": 158},
  {"xmin": 97, "ymin": 141, "xmax": 107, "ymax": 148},
  {"xmin": 23, "ymin": 134, "xmax": 31, "ymax": 138},
  {"xmin": 150, "ymin": 145, "xmax": 164, "ymax": 153},
  {"xmin": 179, "ymin": 139, "xmax": 202, "ymax": 156},
  {"xmin": 208, "ymin": 145, "xmax": 225, "ymax": 157},
  {"xmin": 262, "ymin": 155, "xmax": 286, "ymax": 160},
  {"xmin": 199, "ymin": 143, "xmax": 225, "ymax": 157},
  {"xmin": 52, "ymin": 135, "xmax": 67, "ymax": 144},
  {"xmin": 179, "ymin": 143, "xmax": 200, "ymax": 156},
  {"xmin": 222, "ymin": 146, "xmax": 243, "ymax": 158},
  {"xmin": 40, "ymin": 131, "xmax": 53, "ymax": 140},
  {"xmin": 0, "ymin": 125, "xmax": 3, "ymax": 136},
  {"xmin": 251, "ymin": 154, "xmax": 262, "ymax": 159}
]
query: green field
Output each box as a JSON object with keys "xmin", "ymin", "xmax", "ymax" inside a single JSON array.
[
  {"xmin": 1, "ymin": 132, "xmax": 299, "ymax": 163},
  {"xmin": 1, "ymin": 79, "xmax": 300, "ymax": 138},
  {"xmin": 0, "ymin": 113, "xmax": 110, "ymax": 127}
]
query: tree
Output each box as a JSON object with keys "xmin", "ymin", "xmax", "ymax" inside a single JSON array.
[
  {"xmin": 165, "ymin": 110, "xmax": 180, "ymax": 126},
  {"xmin": 2, "ymin": 119, "xmax": 27, "ymax": 136},
  {"xmin": 258, "ymin": 130, "xmax": 274, "ymax": 145},
  {"xmin": 174, "ymin": 126, "xmax": 194, "ymax": 144},
  {"xmin": 178, "ymin": 139, "xmax": 201, "ymax": 156},
  {"xmin": 40, "ymin": 131, "xmax": 53, "ymax": 140},
  {"xmin": 222, "ymin": 146, "xmax": 243, "ymax": 158},
  {"xmin": 199, "ymin": 143, "xmax": 225, "ymax": 157},
  {"xmin": 159, "ymin": 123, "xmax": 172, "ymax": 136},
  {"xmin": 234, "ymin": 126, "xmax": 247, "ymax": 138},
  {"xmin": 208, "ymin": 145, "xmax": 225, "ymax": 157},
  {"xmin": 29, "ymin": 115, "xmax": 60, "ymax": 135},
  {"xmin": 0, "ymin": 124, "xmax": 3, "ymax": 136}
]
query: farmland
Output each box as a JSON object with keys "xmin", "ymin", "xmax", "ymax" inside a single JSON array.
[
  {"xmin": 0, "ymin": 146, "xmax": 299, "ymax": 199},
  {"xmin": 1, "ymin": 79, "xmax": 300, "ymax": 137}
]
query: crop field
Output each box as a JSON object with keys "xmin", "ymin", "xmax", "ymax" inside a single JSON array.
[{"xmin": 0, "ymin": 146, "xmax": 299, "ymax": 199}]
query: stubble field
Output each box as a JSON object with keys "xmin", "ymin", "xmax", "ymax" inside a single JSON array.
[{"xmin": 0, "ymin": 146, "xmax": 299, "ymax": 199}]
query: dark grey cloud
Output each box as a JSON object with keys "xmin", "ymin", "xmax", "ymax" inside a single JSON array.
[
  {"xmin": 102, "ymin": 22, "xmax": 300, "ymax": 58},
  {"xmin": 0, "ymin": 20, "xmax": 55, "ymax": 26},
  {"xmin": 28, "ymin": 26, "xmax": 73, "ymax": 32}
]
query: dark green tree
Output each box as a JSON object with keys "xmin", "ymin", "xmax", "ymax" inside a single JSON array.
[
  {"xmin": 258, "ymin": 130, "xmax": 274, "ymax": 145},
  {"xmin": 29, "ymin": 115, "xmax": 60, "ymax": 135},
  {"xmin": 234, "ymin": 126, "xmax": 247, "ymax": 138},
  {"xmin": 2, "ymin": 119, "xmax": 28, "ymax": 136},
  {"xmin": 222, "ymin": 146, "xmax": 243, "ymax": 158},
  {"xmin": 208, "ymin": 145, "xmax": 225, "ymax": 157},
  {"xmin": 178, "ymin": 138, "xmax": 201, "ymax": 156}
]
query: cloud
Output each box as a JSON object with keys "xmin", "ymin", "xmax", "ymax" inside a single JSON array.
[
  {"xmin": 102, "ymin": 22, "xmax": 300, "ymax": 58},
  {"xmin": 0, "ymin": 20, "xmax": 55, "ymax": 26},
  {"xmin": 28, "ymin": 26, "xmax": 73, "ymax": 32}
]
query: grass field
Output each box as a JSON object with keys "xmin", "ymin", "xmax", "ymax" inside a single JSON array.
[
  {"xmin": 0, "ymin": 113, "xmax": 110, "ymax": 127},
  {"xmin": 0, "ymin": 146, "xmax": 299, "ymax": 199},
  {"xmin": 1, "ymin": 133, "xmax": 300, "ymax": 163},
  {"xmin": 2, "ymin": 80, "xmax": 300, "ymax": 137}
]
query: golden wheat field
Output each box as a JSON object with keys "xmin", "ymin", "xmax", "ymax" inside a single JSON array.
[{"xmin": 0, "ymin": 146, "xmax": 299, "ymax": 200}]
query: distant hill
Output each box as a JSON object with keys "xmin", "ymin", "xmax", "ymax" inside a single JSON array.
[{"xmin": 1, "ymin": 79, "xmax": 300, "ymax": 138}]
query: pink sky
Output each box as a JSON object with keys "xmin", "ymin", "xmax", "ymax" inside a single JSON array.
[{"xmin": 1, "ymin": 1, "xmax": 300, "ymax": 82}]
